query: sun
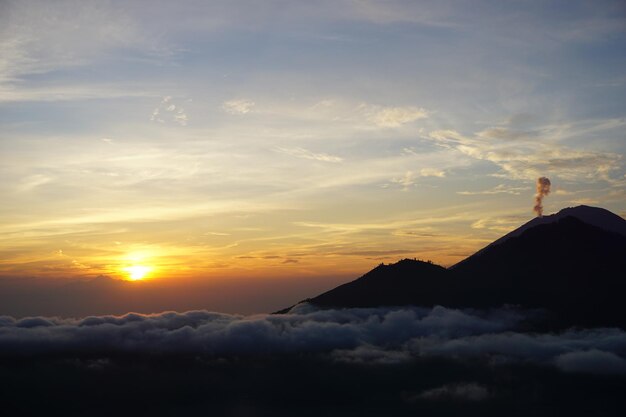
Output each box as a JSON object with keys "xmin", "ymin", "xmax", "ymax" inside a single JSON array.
[{"xmin": 124, "ymin": 265, "xmax": 152, "ymax": 281}]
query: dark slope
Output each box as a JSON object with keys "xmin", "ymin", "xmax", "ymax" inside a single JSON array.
[
  {"xmin": 453, "ymin": 216, "xmax": 626, "ymax": 327},
  {"xmin": 453, "ymin": 205, "xmax": 626, "ymax": 269},
  {"xmin": 308, "ymin": 259, "xmax": 451, "ymax": 308},
  {"xmin": 280, "ymin": 206, "xmax": 626, "ymax": 328}
]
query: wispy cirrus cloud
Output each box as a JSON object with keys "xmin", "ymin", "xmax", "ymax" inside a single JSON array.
[
  {"xmin": 0, "ymin": 0, "xmax": 167, "ymax": 102},
  {"xmin": 275, "ymin": 147, "xmax": 343, "ymax": 163},
  {"xmin": 326, "ymin": 101, "xmax": 430, "ymax": 129},
  {"xmin": 0, "ymin": 84, "xmax": 155, "ymax": 103},
  {"xmin": 476, "ymin": 127, "xmax": 531, "ymax": 141},
  {"xmin": 229, "ymin": 98, "xmax": 430, "ymax": 130},
  {"xmin": 458, "ymin": 184, "xmax": 531, "ymax": 196},
  {"xmin": 470, "ymin": 216, "xmax": 527, "ymax": 233},
  {"xmin": 16, "ymin": 174, "xmax": 52, "ymax": 192}
]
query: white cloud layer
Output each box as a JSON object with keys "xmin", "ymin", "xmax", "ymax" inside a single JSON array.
[{"xmin": 1, "ymin": 305, "xmax": 625, "ymax": 376}]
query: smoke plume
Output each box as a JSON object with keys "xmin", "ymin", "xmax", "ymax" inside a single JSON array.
[{"xmin": 533, "ymin": 177, "xmax": 551, "ymax": 217}]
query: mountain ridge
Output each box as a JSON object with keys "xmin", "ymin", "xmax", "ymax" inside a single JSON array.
[
  {"xmin": 452, "ymin": 205, "xmax": 626, "ymax": 269},
  {"xmin": 278, "ymin": 206, "xmax": 626, "ymax": 328}
]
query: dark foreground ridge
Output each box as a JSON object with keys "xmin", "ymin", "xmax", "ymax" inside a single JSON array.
[
  {"xmin": 279, "ymin": 206, "xmax": 626, "ymax": 329},
  {"xmin": 3, "ymin": 353, "xmax": 625, "ymax": 417}
]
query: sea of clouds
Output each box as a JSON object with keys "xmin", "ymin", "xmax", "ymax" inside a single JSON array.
[{"xmin": 1, "ymin": 304, "xmax": 625, "ymax": 375}]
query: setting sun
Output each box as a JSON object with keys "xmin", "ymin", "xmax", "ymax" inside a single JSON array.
[{"xmin": 124, "ymin": 266, "xmax": 152, "ymax": 281}]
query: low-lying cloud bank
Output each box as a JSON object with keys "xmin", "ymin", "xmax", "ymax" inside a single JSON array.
[
  {"xmin": 414, "ymin": 383, "xmax": 491, "ymax": 402},
  {"xmin": 1, "ymin": 304, "xmax": 625, "ymax": 375}
]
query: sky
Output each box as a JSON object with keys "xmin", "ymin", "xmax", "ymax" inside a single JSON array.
[{"xmin": 1, "ymin": 0, "xmax": 625, "ymax": 313}]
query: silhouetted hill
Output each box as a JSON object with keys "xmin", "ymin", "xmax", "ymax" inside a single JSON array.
[
  {"xmin": 308, "ymin": 259, "xmax": 451, "ymax": 309},
  {"xmin": 280, "ymin": 206, "xmax": 626, "ymax": 328}
]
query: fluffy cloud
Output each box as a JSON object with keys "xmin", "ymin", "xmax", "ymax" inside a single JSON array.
[
  {"xmin": 390, "ymin": 168, "xmax": 446, "ymax": 190},
  {"xmin": 427, "ymin": 128, "xmax": 622, "ymax": 182},
  {"xmin": 391, "ymin": 171, "xmax": 418, "ymax": 190},
  {"xmin": 0, "ymin": 305, "xmax": 515, "ymax": 356},
  {"xmin": 150, "ymin": 96, "xmax": 189, "ymax": 126},
  {"xmin": 1, "ymin": 304, "xmax": 625, "ymax": 376},
  {"xmin": 555, "ymin": 349, "xmax": 626, "ymax": 375},
  {"xmin": 332, "ymin": 344, "xmax": 412, "ymax": 364},
  {"xmin": 416, "ymin": 383, "xmax": 491, "ymax": 401},
  {"xmin": 419, "ymin": 168, "xmax": 446, "ymax": 178},
  {"xmin": 410, "ymin": 328, "xmax": 626, "ymax": 371},
  {"xmin": 222, "ymin": 98, "xmax": 255, "ymax": 114},
  {"xmin": 368, "ymin": 105, "xmax": 429, "ymax": 128}
]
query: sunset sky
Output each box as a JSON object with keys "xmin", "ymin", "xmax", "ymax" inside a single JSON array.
[{"xmin": 1, "ymin": 1, "xmax": 625, "ymax": 308}]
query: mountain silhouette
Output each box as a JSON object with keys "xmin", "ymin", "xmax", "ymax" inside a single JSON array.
[
  {"xmin": 291, "ymin": 259, "xmax": 450, "ymax": 310},
  {"xmin": 279, "ymin": 206, "xmax": 626, "ymax": 328},
  {"xmin": 453, "ymin": 205, "xmax": 626, "ymax": 267}
]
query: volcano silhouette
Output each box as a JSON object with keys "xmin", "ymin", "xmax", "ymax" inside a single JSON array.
[{"xmin": 279, "ymin": 206, "xmax": 626, "ymax": 328}]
